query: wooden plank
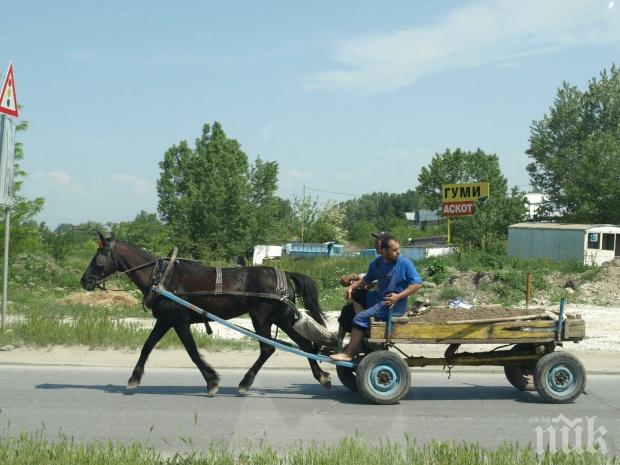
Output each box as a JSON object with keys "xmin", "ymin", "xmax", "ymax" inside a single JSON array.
[
  {"xmin": 445, "ymin": 313, "xmax": 548, "ymax": 325},
  {"xmin": 368, "ymin": 337, "xmax": 555, "ymax": 344},
  {"xmin": 369, "ymin": 320, "xmax": 556, "ymax": 342}
]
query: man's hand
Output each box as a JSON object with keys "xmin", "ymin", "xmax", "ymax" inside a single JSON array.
[{"xmin": 383, "ymin": 292, "xmax": 400, "ymax": 309}]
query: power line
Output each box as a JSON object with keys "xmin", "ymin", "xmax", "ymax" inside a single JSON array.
[{"xmin": 303, "ymin": 186, "xmax": 358, "ymax": 197}]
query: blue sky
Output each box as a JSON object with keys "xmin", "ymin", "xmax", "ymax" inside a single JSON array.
[{"xmin": 2, "ymin": 0, "xmax": 619, "ymax": 228}]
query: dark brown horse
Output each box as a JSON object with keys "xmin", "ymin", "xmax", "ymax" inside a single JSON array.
[{"xmin": 80, "ymin": 234, "xmax": 332, "ymax": 395}]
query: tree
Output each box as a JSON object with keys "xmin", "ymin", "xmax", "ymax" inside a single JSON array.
[
  {"xmin": 416, "ymin": 148, "xmax": 524, "ymax": 250},
  {"xmin": 157, "ymin": 122, "xmax": 284, "ymax": 260},
  {"xmin": 111, "ymin": 211, "xmax": 169, "ymax": 254},
  {"xmin": 0, "ymin": 120, "xmax": 45, "ymax": 255},
  {"xmin": 416, "ymin": 148, "xmax": 507, "ymax": 210},
  {"xmin": 526, "ymin": 65, "xmax": 620, "ymax": 223},
  {"xmin": 342, "ymin": 190, "xmax": 422, "ymax": 245}
]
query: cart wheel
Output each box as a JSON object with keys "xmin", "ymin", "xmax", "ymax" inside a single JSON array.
[
  {"xmin": 504, "ymin": 345, "xmax": 535, "ymax": 392},
  {"xmin": 534, "ymin": 352, "xmax": 586, "ymax": 403},
  {"xmin": 336, "ymin": 365, "xmax": 358, "ymax": 392},
  {"xmin": 355, "ymin": 350, "xmax": 411, "ymax": 405}
]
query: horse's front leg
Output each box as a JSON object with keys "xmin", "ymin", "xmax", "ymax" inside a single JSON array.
[
  {"xmin": 239, "ymin": 312, "xmax": 275, "ymax": 393},
  {"xmin": 173, "ymin": 322, "xmax": 220, "ymax": 396},
  {"xmin": 128, "ymin": 318, "xmax": 171, "ymax": 389}
]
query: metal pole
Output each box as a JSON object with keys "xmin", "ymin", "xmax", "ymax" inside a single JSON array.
[
  {"xmin": 1, "ymin": 206, "xmax": 8, "ymax": 332},
  {"xmin": 300, "ymin": 184, "xmax": 305, "ymax": 245},
  {"xmin": 526, "ymin": 272, "xmax": 532, "ymax": 309}
]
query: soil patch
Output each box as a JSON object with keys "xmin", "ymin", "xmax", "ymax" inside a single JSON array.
[
  {"xmin": 60, "ymin": 290, "xmax": 140, "ymax": 308},
  {"xmin": 407, "ymin": 306, "xmax": 548, "ymax": 324}
]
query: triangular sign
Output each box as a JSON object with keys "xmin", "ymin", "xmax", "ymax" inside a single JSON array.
[{"xmin": 0, "ymin": 63, "xmax": 19, "ymax": 117}]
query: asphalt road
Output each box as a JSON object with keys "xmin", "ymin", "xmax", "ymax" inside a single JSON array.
[{"xmin": 1, "ymin": 366, "xmax": 618, "ymax": 456}]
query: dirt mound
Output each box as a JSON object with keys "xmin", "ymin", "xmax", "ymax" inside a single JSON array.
[
  {"xmin": 409, "ymin": 306, "xmax": 544, "ymax": 324},
  {"xmin": 577, "ymin": 258, "xmax": 620, "ymax": 305},
  {"xmin": 60, "ymin": 290, "xmax": 140, "ymax": 308}
]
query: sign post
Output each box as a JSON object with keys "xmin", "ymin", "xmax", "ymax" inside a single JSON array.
[
  {"xmin": 441, "ymin": 182, "xmax": 490, "ymax": 243},
  {"xmin": 0, "ymin": 62, "xmax": 18, "ymax": 332}
]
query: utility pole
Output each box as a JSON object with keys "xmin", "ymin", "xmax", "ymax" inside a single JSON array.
[{"xmin": 300, "ymin": 184, "xmax": 306, "ymax": 244}]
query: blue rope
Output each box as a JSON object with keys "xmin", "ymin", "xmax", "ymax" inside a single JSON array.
[{"xmin": 154, "ymin": 287, "xmax": 356, "ymax": 368}]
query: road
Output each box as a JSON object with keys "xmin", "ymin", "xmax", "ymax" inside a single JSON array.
[{"xmin": 0, "ymin": 366, "xmax": 618, "ymax": 455}]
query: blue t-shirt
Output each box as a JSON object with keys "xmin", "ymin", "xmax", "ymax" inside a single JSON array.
[{"xmin": 364, "ymin": 256, "xmax": 422, "ymax": 314}]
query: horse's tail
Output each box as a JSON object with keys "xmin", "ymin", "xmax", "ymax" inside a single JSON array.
[{"xmin": 288, "ymin": 272, "xmax": 326, "ymax": 326}]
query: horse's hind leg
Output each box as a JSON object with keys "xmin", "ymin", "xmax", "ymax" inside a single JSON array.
[
  {"xmin": 239, "ymin": 312, "xmax": 275, "ymax": 394},
  {"xmin": 173, "ymin": 323, "xmax": 220, "ymax": 396},
  {"xmin": 128, "ymin": 319, "xmax": 171, "ymax": 389},
  {"xmin": 277, "ymin": 312, "xmax": 332, "ymax": 389}
]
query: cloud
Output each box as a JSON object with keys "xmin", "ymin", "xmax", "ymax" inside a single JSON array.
[
  {"xmin": 34, "ymin": 170, "xmax": 85, "ymax": 193},
  {"xmin": 304, "ymin": 0, "xmax": 620, "ymax": 94},
  {"xmin": 109, "ymin": 174, "xmax": 149, "ymax": 195}
]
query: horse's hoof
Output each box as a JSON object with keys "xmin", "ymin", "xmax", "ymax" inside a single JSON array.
[
  {"xmin": 238, "ymin": 386, "xmax": 249, "ymax": 395},
  {"xmin": 127, "ymin": 379, "xmax": 140, "ymax": 389},
  {"xmin": 207, "ymin": 383, "xmax": 219, "ymax": 397},
  {"xmin": 319, "ymin": 374, "xmax": 332, "ymax": 389}
]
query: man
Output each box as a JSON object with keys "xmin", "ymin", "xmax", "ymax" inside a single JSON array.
[
  {"xmin": 335, "ymin": 232, "xmax": 385, "ymax": 343},
  {"xmin": 330, "ymin": 234, "xmax": 422, "ymax": 362}
]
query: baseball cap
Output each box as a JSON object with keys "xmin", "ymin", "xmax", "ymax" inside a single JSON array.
[{"xmin": 371, "ymin": 231, "xmax": 386, "ymax": 238}]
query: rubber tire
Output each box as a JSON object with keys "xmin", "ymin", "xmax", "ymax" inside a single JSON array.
[
  {"xmin": 534, "ymin": 352, "xmax": 586, "ymax": 403},
  {"xmin": 504, "ymin": 345, "xmax": 535, "ymax": 392},
  {"xmin": 336, "ymin": 365, "xmax": 358, "ymax": 392},
  {"xmin": 355, "ymin": 350, "xmax": 411, "ymax": 405}
]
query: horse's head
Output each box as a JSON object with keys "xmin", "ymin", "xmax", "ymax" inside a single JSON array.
[{"xmin": 80, "ymin": 232, "xmax": 120, "ymax": 291}]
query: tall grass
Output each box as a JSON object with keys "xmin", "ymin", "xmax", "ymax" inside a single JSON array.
[{"xmin": 0, "ymin": 434, "xmax": 615, "ymax": 465}]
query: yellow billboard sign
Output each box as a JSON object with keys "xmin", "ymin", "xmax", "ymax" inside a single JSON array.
[{"xmin": 442, "ymin": 182, "xmax": 490, "ymax": 202}]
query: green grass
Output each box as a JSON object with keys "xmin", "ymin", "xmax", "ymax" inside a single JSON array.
[
  {"xmin": 0, "ymin": 434, "xmax": 615, "ymax": 465},
  {"xmin": 0, "ymin": 311, "xmax": 255, "ymax": 350}
]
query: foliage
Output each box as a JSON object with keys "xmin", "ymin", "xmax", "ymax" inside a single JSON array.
[
  {"xmin": 342, "ymin": 190, "xmax": 422, "ymax": 245},
  {"xmin": 157, "ymin": 122, "xmax": 288, "ymax": 260},
  {"xmin": 0, "ymin": 120, "xmax": 45, "ymax": 255},
  {"xmin": 292, "ymin": 197, "xmax": 346, "ymax": 243},
  {"xmin": 111, "ymin": 211, "xmax": 170, "ymax": 255},
  {"xmin": 527, "ymin": 64, "xmax": 620, "ymax": 223},
  {"xmin": 416, "ymin": 148, "xmax": 525, "ymax": 249}
]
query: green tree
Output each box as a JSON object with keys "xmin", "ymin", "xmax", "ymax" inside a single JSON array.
[
  {"xmin": 111, "ymin": 211, "xmax": 169, "ymax": 254},
  {"xmin": 342, "ymin": 190, "xmax": 422, "ymax": 245},
  {"xmin": 416, "ymin": 148, "xmax": 524, "ymax": 250},
  {"xmin": 416, "ymin": 148, "xmax": 507, "ymax": 209},
  {"xmin": 0, "ymin": 120, "xmax": 45, "ymax": 255},
  {"xmin": 526, "ymin": 65, "xmax": 620, "ymax": 223},
  {"xmin": 157, "ymin": 122, "xmax": 284, "ymax": 259}
]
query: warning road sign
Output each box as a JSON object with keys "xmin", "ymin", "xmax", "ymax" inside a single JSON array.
[{"xmin": 0, "ymin": 63, "xmax": 19, "ymax": 118}]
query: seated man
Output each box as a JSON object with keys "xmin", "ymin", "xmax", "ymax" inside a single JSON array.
[
  {"xmin": 330, "ymin": 234, "xmax": 422, "ymax": 362},
  {"xmin": 335, "ymin": 232, "xmax": 386, "ymax": 343}
]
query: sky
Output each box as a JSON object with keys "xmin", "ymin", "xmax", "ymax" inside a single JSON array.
[{"xmin": 2, "ymin": 0, "xmax": 619, "ymax": 228}]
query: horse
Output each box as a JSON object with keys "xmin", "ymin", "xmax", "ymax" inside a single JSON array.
[{"xmin": 80, "ymin": 233, "xmax": 332, "ymax": 396}]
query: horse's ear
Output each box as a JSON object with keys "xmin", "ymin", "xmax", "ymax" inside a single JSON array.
[
  {"xmin": 98, "ymin": 231, "xmax": 105, "ymax": 242},
  {"xmin": 110, "ymin": 232, "xmax": 116, "ymax": 240}
]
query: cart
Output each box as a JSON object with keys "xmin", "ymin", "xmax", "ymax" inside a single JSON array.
[
  {"xmin": 154, "ymin": 288, "xmax": 586, "ymax": 405},
  {"xmin": 336, "ymin": 300, "xmax": 587, "ymax": 405}
]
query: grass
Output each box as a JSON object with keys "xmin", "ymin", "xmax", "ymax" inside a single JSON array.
[
  {"xmin": 0, "ymin": 247, "xmax": 605, "ymax": 348},
  {"xmin": 0, "ymin": 434, "xmax": 615, "ymax": 465},
  {"xmin": 0, "ymin": 310, "xmax": 255, "ymax": 351}
]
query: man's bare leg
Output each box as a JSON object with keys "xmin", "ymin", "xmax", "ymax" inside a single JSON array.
[{"xmin": 330, "ymin": 328, "xmax": 364, "ymax": 362}]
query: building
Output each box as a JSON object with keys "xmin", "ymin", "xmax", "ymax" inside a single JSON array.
[
  {"xmin": 508, "ymin": 223, "xmax": 620, "ymax": 266},
  {"xmin": 283, "ymin": 242, "xmax": 344, "ymax": 259},
  {"xmin": 405, "ymin": 210, "xmax": 443, "ymax": 229}
]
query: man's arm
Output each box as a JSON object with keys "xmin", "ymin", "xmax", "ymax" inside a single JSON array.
[
  {"xmin": 383, "ymin": 283, "xmax": 422, "ymax": 309},
  {"xmin": 346, "ymin": 276, "xmax": 369, "ymax": 300}
]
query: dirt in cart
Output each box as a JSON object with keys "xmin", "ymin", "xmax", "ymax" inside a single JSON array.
[{"xmin": 407, "ymin": 306, "xmax": 549, "ymax": 324}]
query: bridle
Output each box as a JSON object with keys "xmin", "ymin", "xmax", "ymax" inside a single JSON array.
[{"xmin": 93, "ymin": 240, "xmax": 158, "ymax": 290}]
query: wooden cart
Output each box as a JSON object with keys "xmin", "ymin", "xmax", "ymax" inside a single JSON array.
[{"xmin": 336, "ymin": 300, "xmax": 587, "ymax": 405}]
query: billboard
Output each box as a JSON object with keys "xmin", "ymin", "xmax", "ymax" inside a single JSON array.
[
  {"xmin": 0, "ymin": 116, "xmax": 15, "ymax": 207},
  {"xmin": 441, "ymin": 182, "xmax": 489, "ymax": 217}
]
